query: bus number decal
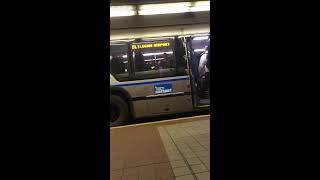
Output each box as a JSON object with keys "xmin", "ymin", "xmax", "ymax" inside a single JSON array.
[{"xmin": 154, "ymin": 84, "xmax": 173, "ymax": 94}]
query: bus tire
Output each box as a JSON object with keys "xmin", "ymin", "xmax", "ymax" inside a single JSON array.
[{"xmin": 110, "ymin": 95, "xmax": 129, "ymax": 127}]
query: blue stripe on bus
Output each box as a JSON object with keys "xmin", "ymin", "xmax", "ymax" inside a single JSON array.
[{"xmin": 111, "ymin": 77, "xmax": 190, "ymax": 87}]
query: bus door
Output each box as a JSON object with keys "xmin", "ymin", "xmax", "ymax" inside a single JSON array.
[
  {"xmin": 185, "ymin": 35, "xmax": 210, "ymax": 108},
  {"xmin": 182, "ymin": 36, "xmax": 197, "ymax": 108},
  {"xmin": 129, "ymin": 38, "xmax": 193, "ymax": 117}
]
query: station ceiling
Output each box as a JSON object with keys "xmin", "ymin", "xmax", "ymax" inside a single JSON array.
[
  {"xmin": 110, "ymin": 0, "xmax": 210, "ymax": 39},
  {"xmin": 110, "ymin": 0, "xmax": 197, "ymax": 5}
]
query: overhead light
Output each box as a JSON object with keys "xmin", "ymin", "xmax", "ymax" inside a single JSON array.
[
  {"xmin": 110, "ymin": 1, "xmax": 210, "ymax": 17},
  {"xmin": 139, "ymin": 2, "xmax": 191, "ymax": 15},
  {"xmin": 194, "ymin": 1, "xmax": 210, "ymax": 6},
  {"xmin": 122, "ymin": 55, "xmax": 127, "ymax": 58},
  {"xmin": 193, "ymin": 36, "xmax": 209, "ymax": 41},
  {"xmin": 138, "ymin": 1, "xmax": 210, "ymax": 16},
  {"xmin": 110, "ymin": 5, "xmax": 136, "ymax": 17},
  {"xmin": 190, "ymin": 6, "xmax": 210, "ymax": 12},
  {"xmin": 190, "ymin": 1, "xmax": 210, "ymax": 12}
]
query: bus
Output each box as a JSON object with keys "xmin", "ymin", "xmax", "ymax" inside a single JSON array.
[{"xmin": 109, "ymin": 34, "xmax": 211, "ymax": 126}]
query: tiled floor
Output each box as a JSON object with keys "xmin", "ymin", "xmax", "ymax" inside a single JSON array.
[
  {"xmin": 110, "ymin": 116, "xmax": 210, "ymax": 180},
  {"xmin": 158, "ymin": 120, "xmax": 210, "ymax": 180}
]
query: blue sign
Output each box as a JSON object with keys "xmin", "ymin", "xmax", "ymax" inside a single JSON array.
[{"xmin": 154, "ymin": 84, "xmax": 173, "ymax": 94}]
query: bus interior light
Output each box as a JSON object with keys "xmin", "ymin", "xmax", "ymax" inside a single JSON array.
[
  {"xmin": 142, "ymin": 51, "xmax": 173, "ymax": 56},
  {"xmin": 194, "ymin": 49, "xmax": 206, "ymax": 52}
]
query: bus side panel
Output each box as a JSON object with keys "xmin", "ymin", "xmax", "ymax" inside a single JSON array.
[
  {"xmin": 131, "ymin": 78, "xmax": 193, "ymax": 118},
  {"xmin": 147, "ymin": 95, "xmax": 193, "ymax": 115},
  {"xmin": 131, "ymin": 100, "xmax": 149, "ymax": 118},
  {"xmin": 132, "ymin": 77, "xmax": 191, "ymax": 97},
  {"xmin": 132, "ymin": 95, "xmax": 193, "ymax": 118}
]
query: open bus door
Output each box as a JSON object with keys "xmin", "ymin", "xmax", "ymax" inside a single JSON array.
[{"xmin": 183, "ymin": 35, "xmax": 210, "ymax": 108}]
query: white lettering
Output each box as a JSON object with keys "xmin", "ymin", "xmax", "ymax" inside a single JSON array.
[{"xmin": 155, "ymin": 86, "xmax": 172, "ymax": 94}]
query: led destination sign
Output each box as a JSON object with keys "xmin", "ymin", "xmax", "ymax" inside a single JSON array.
[{"xmin": 131, "ymin": 42, "xmax": 170, "ymax": 50}]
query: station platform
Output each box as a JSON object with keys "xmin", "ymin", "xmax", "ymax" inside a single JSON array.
[{"xmin": 110, "ymin": 115, "xmax": 210, "ymax": 180}]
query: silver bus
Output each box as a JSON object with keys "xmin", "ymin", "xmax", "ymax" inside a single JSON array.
[{"xmin": 110, "ymin": 34, "xmax": 210, "ymax": 126}]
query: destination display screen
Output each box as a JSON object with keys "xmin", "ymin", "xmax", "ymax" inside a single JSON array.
[{"xmin": 131, "ymin": 42, "xmax": 170, "ymax": 50}]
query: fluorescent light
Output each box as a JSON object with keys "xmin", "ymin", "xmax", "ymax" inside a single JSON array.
[
  {"xmin": 139, "ymin": 2, "xmax": 191, "ymax": 10},
  {"xmin": 190, "ymin": 6, "xmax": 210, "ymax": 12},
  {"xmin": 195, "ymin": 1, "xmax": 210, "ymax": 6},
  {"xmin": 142, "ymin": 51, "xmax": 173, "ymax": 56},
  {"xmin": 193, "ymin": 36, "xmax": 209, "ymax": 41},
  {"xmin": 110, "ymin": 1, "xmax": 210, "ymax": 17},
  {"xmin": 122, "ymin": 55, "xmax": 127, "ymax": 58},
  {"xmin": 139, "ymin": 8, "xmax": 188, "ymax": 15},
  {"xmin": 138, "ymin": 1, "xmax": 210, "ymax": 16},
  {"xmin": 139, "ymin": 2, "xmax": 191, "ymax": 15},
  {"xmin": 110, "ymin": 6, "xmax": 136, "ymax": 17},
  {"xmin": 191, "ymin": 1, "xmax": 210, "ymax": 12},
  {"xmin": 194, "ymin": 49, "xmax": 206, "ymax": 52}
]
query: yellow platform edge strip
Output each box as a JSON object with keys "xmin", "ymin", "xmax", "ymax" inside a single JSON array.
[{"xmin": 110, "ymin": 114, "xmax": 210, "ymax": 130}]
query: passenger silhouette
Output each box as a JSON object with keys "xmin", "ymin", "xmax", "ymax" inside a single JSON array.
[
  {"xmin": 174, "ymin": 37, "xmax": 187, "ymax": 75},
  {"xmin": 134, "ymin": 51, "xmax": 145, "ymax": 72},
  {"xmin": 110, "ymin": 55, "xmax": 125, "ymax": 74},
  {"xmin": 198, "ymin": 44, "xmax": 210, "ymax": 96}
]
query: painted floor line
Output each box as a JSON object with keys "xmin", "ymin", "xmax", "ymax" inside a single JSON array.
[{"xmin": 110, "ymin": 114, "xmax": 210, "ymax": 130}]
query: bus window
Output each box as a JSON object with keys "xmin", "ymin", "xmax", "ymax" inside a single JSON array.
[
  {"xmin": 174, "ymin": 37, "xmax": 188, "ymax": 76},
  {"xmin": 132, "ymin": 39, "xmax": 183, "ymax": 80},
  {"xmin": 110, "ymin": 43, "xmax": 130, "ymax": 82}
]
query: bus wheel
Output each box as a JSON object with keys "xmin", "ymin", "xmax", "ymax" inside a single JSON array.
[{"xmin": 110, "ymin": 95, "xmax": 129, "ymax": 127}]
